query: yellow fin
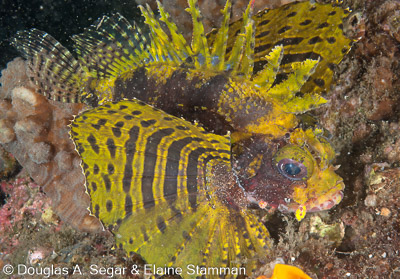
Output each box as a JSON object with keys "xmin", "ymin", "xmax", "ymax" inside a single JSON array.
[
  {"xmin": 73, "ymin": 13, "xmax": 149, "ymax": 79},
  {"xmin": 210, "ymin": 0, "xmax": 232, "ymax": 71},
  {"xmin": 226, "ymin": 0, "xmax": 254, "ymax": 74},
  {"xmin": 186, "ymin": 0, "xmax": 211, "ymax": 68},
  {"xmin": 266, "ymin": 58, "xmax": 319, "ymax": 102},
  {"xmin": 140, "ymin": 5, "xmax": 182, "ymax": 64},
  {"xmin": 157, "ymin": 0, "xmax": 192, "ymax": 60},
  {"xmin": 252, "ymin": 45, "xmax": 283, "ymax": 89},
  {"xmin": 71, "ymin": 99, "xmax": 272, "ymax": 278},
  {"xmin": 238, "ymin": 16, "xmax": 255, "ymax": 78}
]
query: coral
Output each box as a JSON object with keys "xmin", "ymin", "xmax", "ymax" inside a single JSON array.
[
  {"xmin": 381, "ymin": 122, "xmax": 400, "ymax": 163},
  {"xmin": 0, "ymin": 59, "xmax": 102, "ymax": 233},
  {"xmin": 135, "ymin": 0, "xmax": 298, "ymax": 40},
  {"xmin": 0, "ymin": 58, "xmax": 28, "ymax": 100},
  {"xmin": 307, "ymin": 215, "xmax": 345, "ymax": 245},
  {"xmin": 0, "ymin": 178, "xmax": 52, "ymax": 252},
  {"xmin": 0, "ymin": 146, "xmax": 19, "ymax": 179},
  {"xmin": 333, "ymin": 166, "xmax": 400, "ymax": 277},
  {"xmin": 0, "ymin": 176, "xmax": 119, "ymax": 278},
  {"xmin": 317, "ymin": 0, "xmax": 400, "ymax": 151}
]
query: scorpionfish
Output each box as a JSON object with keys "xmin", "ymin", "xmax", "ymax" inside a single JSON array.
[{"xmin": 12, "ymin": 0, "xmax": 354, "ymax": 277}]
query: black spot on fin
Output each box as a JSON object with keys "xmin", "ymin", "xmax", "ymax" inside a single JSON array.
[{"xmin": 11, "ymin": 29, "xmax": 84, "ymax": 103}]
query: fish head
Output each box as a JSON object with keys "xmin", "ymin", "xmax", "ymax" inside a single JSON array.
[{"xmin": 234, "ymin": 127, "xmax": 344, "ymax": 220}]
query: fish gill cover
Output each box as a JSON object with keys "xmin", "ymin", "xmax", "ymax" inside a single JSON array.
[{"xmin": 11, "ymin": 0, "xmax": 354, "ymax": 277}]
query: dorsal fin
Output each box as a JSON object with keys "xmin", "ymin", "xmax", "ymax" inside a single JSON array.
[
  {"xmin": 226, "ymin": 0, "xmax": 255, "ymax": 76},
  {"xmin": 72, "ymin": 13, "xmax": 150, "ymax": 79},
  {"xmin": 139, "ymin": 4, "xmax": 188, "ymax": 64},
  {"xmin": 207, "ymin": 1, "xmax": 354, "ymax": 96},
  {"xmin": 11, "ymin": 0, "xmax": 355, "ymax": 111},
  {"xmin": 11, "ymin": 29, "xmax": 85, "ymax": 103},
  {"xmin": 210, "ymin": 0, "xmax": 231, "ymax": 71},
  {"xmin": 186, "ymin": 0, "xmax": 211, "ymax": 68}
]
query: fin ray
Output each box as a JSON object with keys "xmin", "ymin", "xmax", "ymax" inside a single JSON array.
[{"xmin": 11, "ymin": 28, "xmax": 84, "ymax": 102}]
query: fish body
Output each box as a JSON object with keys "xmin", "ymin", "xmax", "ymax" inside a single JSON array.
[{"xmin": 12, "ymin": 0, "xmax": 353, "ymax": 277}]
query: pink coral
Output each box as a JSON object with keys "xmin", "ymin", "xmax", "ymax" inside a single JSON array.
[
  {"xmin": 0, "ymin": 179, "xmax": 42, "ymax": 230},
  {"xmin": 0, "ymin": 178, "xmax": 50, "ymax": 254},
  {"xmin": 0, "ymin": 59, "xmax": 102, "ymax": 233}
]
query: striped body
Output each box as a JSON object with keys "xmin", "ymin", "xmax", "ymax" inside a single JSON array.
[
  {"xmin": 71, "ymin": 99, "xmax": 231, "ymax": 219},
  {"xmin": 71, "ymin": 100, "xmax": 272, "ymax": 276}
]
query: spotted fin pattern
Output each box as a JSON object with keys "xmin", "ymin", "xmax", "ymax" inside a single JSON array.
[
  {"xmin": 11, "ymin": 29, "xmax": 86, "ymax": 103},
  {"xmin": 72, "ymin": 14, "xmax": 150, "ymax": 79},
  {"xmin": 11, "ymin": 0, "xmax": 353, "ymax": 112},
  {"xmin": 210, "ymin": 0, "xmax": 353, "ymax": 96},
  {"xmin": 71, "ymin": 99, "xmax": 272, "ymax": 278}
]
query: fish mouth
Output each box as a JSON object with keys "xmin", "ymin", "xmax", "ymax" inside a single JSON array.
[
  {"xmin": 287, "ymin": 179, "xmax": 345, "ymax": 213},
  {"xmin": 306, "ymin": 189, "xmax": 344, "ymax": 212},
  {"xmin": 248, "ymin": 179, "xmax": 345, "ymax": 215}
]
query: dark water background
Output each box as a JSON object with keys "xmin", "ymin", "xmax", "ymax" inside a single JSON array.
[{"xmin": 0, "ymin": 0, "xmax": 143, "ymax": 70}]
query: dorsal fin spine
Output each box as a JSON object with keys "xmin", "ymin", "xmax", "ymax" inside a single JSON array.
[
  {"xmin": 226, "ymin": 0, "xmax": 254, "ymax": 75},
  {"xmin": 252, "ymin": 45, "xmax": 283, "ymax": 89},
  {"xmin": 157, "ymin": 0, "xmax": 192, "ymax": 60},
  {"xmin": 140, "ymin": 4, "xmax": 179, "ymax": 63},
  {"xmin": 210, "ymin": 0, "xmax": 232, "ymax": 71},
  {"xmin": 238, "ymin": 17, "xmax": 255, "ymax": 78},
  {"xmin": 186, "ymin": 0, "xmax": 211, "ymax": 68}
]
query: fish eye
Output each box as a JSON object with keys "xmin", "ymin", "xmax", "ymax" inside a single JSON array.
[
  {"xmin": 273, "ymin": 145, "xmax": 314, "ymax": 181},
  {"xmin": 277, "ymin": 158, "xmax": 308, "ymax": 180}
]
